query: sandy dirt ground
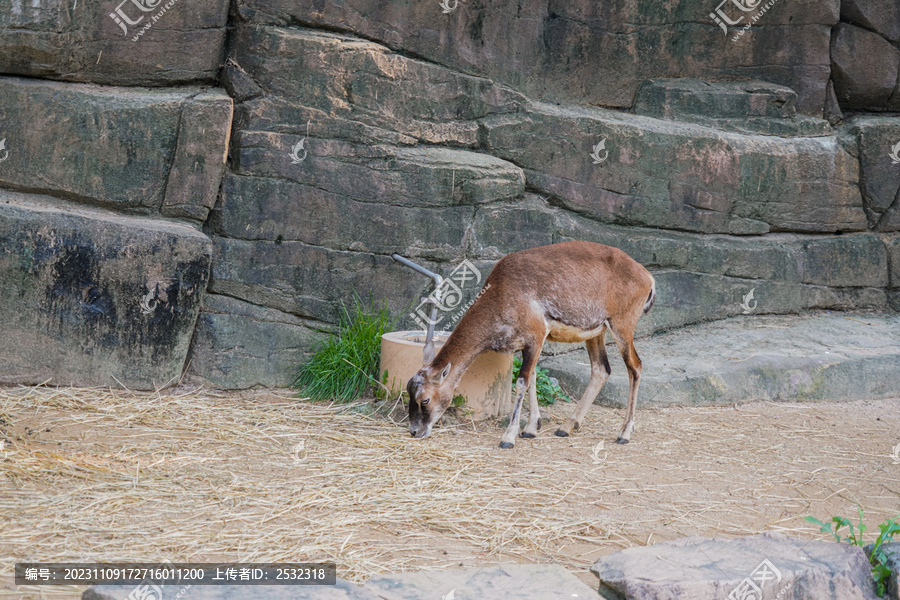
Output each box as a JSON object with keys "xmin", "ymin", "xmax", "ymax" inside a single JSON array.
[{"xmin": 1, "ymin": 386, "xmax": 898, "ymax": 599}]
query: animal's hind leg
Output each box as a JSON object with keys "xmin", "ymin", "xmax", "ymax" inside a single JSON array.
[
  {"xmin": 555, "ymin": 330, "xmax": 611, "ymax": 437},
  {"xmin": 608, "ymin": 321, "xmax": 642, "ymax": 444}
]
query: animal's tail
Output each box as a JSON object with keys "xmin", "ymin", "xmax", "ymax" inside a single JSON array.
[{"xmin": 643, "ymin": 278, "xmax": 656, "ymax": 314}]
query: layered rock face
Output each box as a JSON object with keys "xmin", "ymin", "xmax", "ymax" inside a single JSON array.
[
  {"xmin": 0, "ymin": 0, "xmax": 897, "ymax": 388},
  {"xmin": 0, "ymin": 78, "xmax": 231, "ymax": 388},
  {"xmin": 0, "ymin": 0, "xmax": 229, "ymax": 84},
  {"xmin": 232, "ymin": 0, "xmax": 839, "ymax": 116}
]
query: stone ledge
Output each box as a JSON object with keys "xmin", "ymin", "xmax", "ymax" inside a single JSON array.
[
  {"xmin": 0, "ymin": 77, "xmax": 232, "ymax": 221},
  {"xmin": 541, "ymin": 312, "xmax": 900, "ymax": 407}
]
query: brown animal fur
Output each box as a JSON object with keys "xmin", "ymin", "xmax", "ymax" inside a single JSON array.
[{"xmin": 407, "ymin": 241, "xmax": 656, "ymax": 449}]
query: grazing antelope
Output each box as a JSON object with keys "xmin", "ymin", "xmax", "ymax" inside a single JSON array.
[{"xmin": 406, "ymin": 241, "xmax": 655, "ymax": 449}]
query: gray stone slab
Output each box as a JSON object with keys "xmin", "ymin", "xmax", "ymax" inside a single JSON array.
[
  {"xmin": 832, "ymin": 23, "xmax": 900, "ymax": 112},
  {"xmin": 481, "ymin": 101, "xmax": 865, "ymax": 235},
  {"xmin": 591, "ymin": 532, "xmax": 878, "ymax": 600},
  {"xmin": 187, "ymin": 294, "xmax": 326, "ymax": 390},
  {"xmin": 636, "ymin": 78, "xmax": 800, "ymax": 120},
  {"xmin": 0, "ymin": 77, "xmax": 183, "ymax": 210},
  {"xmin": 161, "ymin": 91, "xmax": 234, "ymax": 222},
  {"xmin": 634, "ymin": 78, "xmax": 797, "ymax": 119},
  {"xmin": 0, "ymin": 191, "xmax": 211, "ymax": 390},
  {"xmin": 0, "ymin": 0, "xmax": 229, "ymax": 85},
  {"xmin": 83, "ymin": 578, "xmax": 381, "ymax": 599},
  {"xmin": 0, "ymin": 78, "xmax": 232, "ymax": 218},
  {"xmin": 846, "ymin": 116, "xmax": 900, "ymax": 229},
  {"xmin": 228, "ymin": 24, "xmax": 525, "ymax": 147},
  {"xmin": 633, "ymin": 79, "xmax": 832, "ymax": 137},
  {"xmin": 474, "ymin": 195, "xmax": 887, "ymax": 288},
  {"xmin": 231, "ymin": 136, "xmax": 524, "ymax": 210},
  {"xmin": 208, "ymin": 237, "xmax": 429, "ymax": 324},
  {"xmin": 364, "ymin": 564, "xmax": 598, "ymax": 600},
  {"xmin": 541, "ymin": 312, "xmax": 900, "ymax": 407},
  {"xmin": 211, "ymin": 174, "xmax": 473, "ymax": 261}
]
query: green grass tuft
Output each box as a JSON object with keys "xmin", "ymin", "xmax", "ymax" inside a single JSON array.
[
  {"xmin": 511, "ymin": 355, "xmax": 572, "ymax": 406},
  {"xmin": 805, "ymin": 507, "xmax": 900, "ymax": 597},
  {"xmin": 292, "ymin": 297, "xmax": 395, "ymax": 403}
]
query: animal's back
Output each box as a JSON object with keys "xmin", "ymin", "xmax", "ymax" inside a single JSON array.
[
  {"xmin": 480, "ymin": 242, "xmax": 653, "ymax": 332},
  {"xmin": 488, "ymin": 241, "xmax": 651, "ymax": 299}
]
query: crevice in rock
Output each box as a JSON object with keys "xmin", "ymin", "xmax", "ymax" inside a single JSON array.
[
  {"xmin": 0, "ymin": 181, "xmax": 163, "ymax": 219},
  {"xmin": 240, "ymin": 15, "xmax": 498, "ymax": 87},
  {"xmin": 875, "ymin": 185, "xmax": 900, "ymax": 231}
]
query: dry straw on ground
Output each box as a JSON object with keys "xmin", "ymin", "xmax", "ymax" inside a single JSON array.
[{"xmin": 1, "ymin": 385, "xmax": 898, "ymax": 599}]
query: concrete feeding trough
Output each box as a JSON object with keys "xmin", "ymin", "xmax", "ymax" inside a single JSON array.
[
  {"xmin": 379, "ymin": 330, "xmax": 513, "ymax": 420},
  {"xmin": 386, "ymin": 253, "xmax": 513, "ymax": 420}
]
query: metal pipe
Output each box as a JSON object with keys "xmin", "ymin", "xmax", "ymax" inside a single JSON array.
[
  {"xmin": 391, "ymin": 253, "xmax": 443, "ymax": 364},
  {"xmin": 390, "ymin": 254, "xmax": 442, "ymax": 285}
]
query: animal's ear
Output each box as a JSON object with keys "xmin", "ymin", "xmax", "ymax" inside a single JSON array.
[{"xmin": 431, "ymin": 362, "xmax": 451, "ymax": 385}]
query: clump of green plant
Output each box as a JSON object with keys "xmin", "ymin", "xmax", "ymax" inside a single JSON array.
[
  {"xmin": 511, "ymin": 356, "xmax": 572, "ymax": 406},
  {"xmin": 806, "ymin": 508, "xmax": 900, "ymax": 596},
  {"xmin": 292, "ymin": 297, "xmax": 394, "ymax": 402}
]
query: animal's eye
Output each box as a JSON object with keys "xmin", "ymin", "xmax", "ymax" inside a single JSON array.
[{"xmin": 421, "ymin": 398, "xmax": 430, "ymax": 405}]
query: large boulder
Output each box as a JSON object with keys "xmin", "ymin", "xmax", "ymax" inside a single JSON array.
[
  {"xmin": 0, "ymin": 0, "xmax": 229, "ymax": 85},
  {"xmin": 592, "ymin": 532, "xmax": 879, "ymax": 600},
  {"xmin": 0, "ymin": 191, "xmax": 211, "ymax": 389},
  {"xmin": 233, "ymin": 0, "xmax": 837, "ymax": 115},
  {"xmin": 844, "ymin": 117, "xmax": 900, "ymax": 231},
  {"xmin": 0, "ymin": 77, "xmax": 233, "ymax": 221},
  {"xmin": 831, "ymin": 24, "xmax": 900, "ymax": 112},
  {"xmin": 841, "ymin": 0, "xmax": 900, "ymax": 43}
]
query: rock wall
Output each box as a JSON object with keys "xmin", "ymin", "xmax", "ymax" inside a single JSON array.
[{"xmin": 0, "ymin": 0, "xmax": 897, "ymax": 389}]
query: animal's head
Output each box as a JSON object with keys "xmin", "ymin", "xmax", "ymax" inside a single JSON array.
[{"xmin": 406, "ymin": 362, "xmax": 453, "ymax": 439}]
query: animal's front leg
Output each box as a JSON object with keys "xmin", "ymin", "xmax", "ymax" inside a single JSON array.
[
  {"xmin": 520, "ymin": 368, "xmax": 540, "ymax": 438},
  {"xmin": 500, "ymin": 343, "xmax": 541, "ymax": 449},
  {"xmin": 499, "ymin": 375, "xmax": 526, "ymax": 449}
]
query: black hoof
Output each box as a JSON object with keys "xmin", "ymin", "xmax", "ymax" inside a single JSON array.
[
  {"xmin": 554, "ymin": 429, "xmax": 569, "ymax": 437},
  {"xmin": 615, "ymin": 437, "xmax": 629, "ymax": 445},
  {"xmin": 499, "ymin": 441, "xmax": 514, "ymax": 449},
  {"xmin": 520, "ymin": 432, "xmax": 536, "ymax": 439}
]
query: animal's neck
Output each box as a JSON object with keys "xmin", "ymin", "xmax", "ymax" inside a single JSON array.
[{"xmin": 430, "ymin": 309, "xmax": 494, "ymax": 387}]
